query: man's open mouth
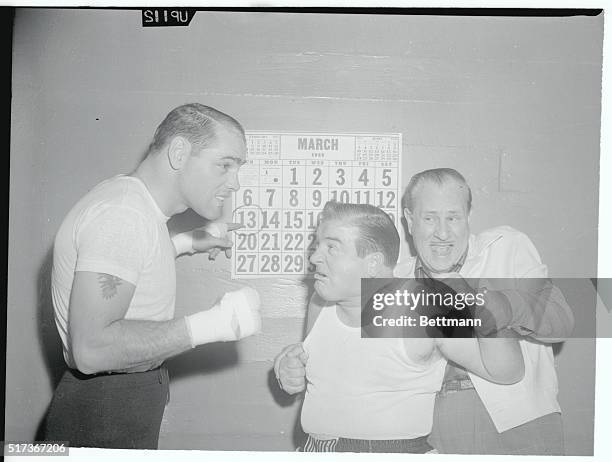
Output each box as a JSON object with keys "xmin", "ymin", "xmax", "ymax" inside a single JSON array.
[
  {"xmin": 430, "ymin": 243, "xmax": 453, "ymax": 257},
  {"xmin": 313, "ymin": 271, "xmax": 328, "ymax": 281}
]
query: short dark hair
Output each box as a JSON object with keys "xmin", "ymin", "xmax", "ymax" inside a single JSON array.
[
  {"xmin": 402, "ymin": 168, "xmax": 472, "ymax": 213},
  {"xmin": 147, "ymin": 103, "xmax": 245, "ymax": 155},
  {"xmin": 320, "ymin": 201, "xmax": 400, "ymax": 267}
]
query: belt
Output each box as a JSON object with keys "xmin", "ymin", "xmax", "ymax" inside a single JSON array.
[
  {"xmin": 68, "ymin": 365, "xmax": 164, "ymax": 380},
  {"xmin": 67, "ymin": 366, "xmax": 170, "ymax": 403},
  {"xmin": 439, "ymin": 377, "xmax": 475, "ymax": 395},
  {"xmin": 69, "ymin": 369, "xmax": 131, "ymax": 380}
]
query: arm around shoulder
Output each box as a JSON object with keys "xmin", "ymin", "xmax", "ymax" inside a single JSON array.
[
  {"xmin": 435, "ymin": 333, "xmax": 525, "ymax": 385},
  {"xmin": 509, "ymin": 232, "xmax": 575, "ymax": 342}
]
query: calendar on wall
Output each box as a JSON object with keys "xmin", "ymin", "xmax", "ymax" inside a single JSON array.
[{"xmin": 231, "ymin": 132, "xmax": 402, "ymax": 278}]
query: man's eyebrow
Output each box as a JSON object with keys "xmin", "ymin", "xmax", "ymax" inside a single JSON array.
[
  {"xmin": 221, "ymin": 156, "xmax": 247, "ymax": 166},
  {"xmin": 323, "ymin": 236, "xmax": 343, "ymax": 244},
  {"xmin": 422, "ymin": 209, "xmax": 463, "ymax": 214}
]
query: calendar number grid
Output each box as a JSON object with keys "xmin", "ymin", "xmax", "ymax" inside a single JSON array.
[{"xmin": 233, "ymin": 133, "xmax": 401, "ymax": 278}]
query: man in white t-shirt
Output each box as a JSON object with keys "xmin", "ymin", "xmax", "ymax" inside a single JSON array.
[
  {"xmin": 42, "ymin": 104, "xmax": 262, "ymax": 449},
  {"xmin": 281, "ymin": 201, "xmax": 524, "ymax": 453}
]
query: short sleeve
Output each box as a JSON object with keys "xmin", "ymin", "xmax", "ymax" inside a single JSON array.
[{"xmin": 75, "ymin": 205, "xmax": 153, "ymax": 285}]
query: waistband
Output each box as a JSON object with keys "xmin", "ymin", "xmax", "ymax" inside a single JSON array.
[
  {"xmin": 439, "ymin": 377, "xmax": 475, "ymax": 395},
  {"xmin": 304, "ymin": 434, "xmax": 432, "ymax": 453},
  {"xmin": 66, "ymin": 365, "xmax": 167, "ymax": 385}
]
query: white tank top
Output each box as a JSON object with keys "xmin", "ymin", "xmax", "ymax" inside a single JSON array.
[{"xmin": 301, "ymin": 305, "xmax": 447, "ymax": 440}]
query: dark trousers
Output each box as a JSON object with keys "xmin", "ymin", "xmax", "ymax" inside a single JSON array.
[
  {"xmin": 42, "ymin": 367, "xmax": 169, "ymax": 449},
  {"xmin": 430, "ymin": 388, "xmax": 564, "ymax": 455}
]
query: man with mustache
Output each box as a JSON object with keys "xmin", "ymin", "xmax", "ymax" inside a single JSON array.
[
  {"xmin": 276, "ymin": 168, "xmax": 573, "ymax": 455},
  {"xmin": 43, "ymin": 104, "xmax": 262, "ymax": 449},
  {"xmin": 279, "ymin": 200, "xmax": 524, "ymax": 453}
]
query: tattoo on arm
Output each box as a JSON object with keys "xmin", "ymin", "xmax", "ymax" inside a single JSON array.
[{"xmin": 97, "ymin": 274, "xmax": 123, "ymax": 299}]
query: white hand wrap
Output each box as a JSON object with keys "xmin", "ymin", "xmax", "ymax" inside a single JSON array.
[
  {"xmin": 171, "ymin": 232, "xmax": 194, "ymax": 256},
  {"xmin": 184, "ymin": 286, "xmax": 262, "ymax": 348},
  {"xmin": 171, "ymin": 223, "xmax": 229, "ymax": 256}
]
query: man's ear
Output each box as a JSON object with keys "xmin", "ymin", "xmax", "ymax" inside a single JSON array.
[
  {"xmin": 366, "ymin": 252, "xmax": 385, "ymax": 277},
  {"xmin": 167, "ymin": 136, "xmax": 192, "ymax": 171},
  {"xmin": 403, "ymin": 208, "xmax": 414, "ymax": 234}
]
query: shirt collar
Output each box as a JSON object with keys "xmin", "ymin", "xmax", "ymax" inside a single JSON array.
[
  {"xmin": 465, "ymin": 230, "xmax": 504, "ymax": 261},
  {"xmin": 123, "ymin": 175, "xmax": 170, "ymax": 223}
]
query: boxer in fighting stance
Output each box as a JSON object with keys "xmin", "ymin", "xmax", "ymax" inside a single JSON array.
[{"xmin": 43, "ymin": 104, "xmax": 261, "ymax": 449}]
